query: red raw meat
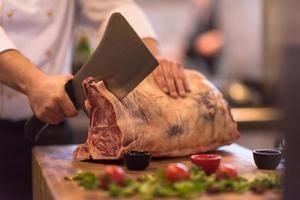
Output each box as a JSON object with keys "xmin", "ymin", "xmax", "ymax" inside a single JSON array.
[{"xmin": 73, "ymin": 70, "xmax": 240, "ymax": 160}]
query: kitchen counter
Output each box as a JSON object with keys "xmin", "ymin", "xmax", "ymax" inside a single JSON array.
[{"xmin": 32, "ymin": 144, "xmax": 281, "ymax": 200}]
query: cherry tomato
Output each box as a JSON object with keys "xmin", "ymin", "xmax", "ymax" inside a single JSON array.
[
  {"xmin": 100, "ymin": 166, "xmax": 125, "ymax": 189},
  {"xmin": 165, "ymin": 163, "xmax": 189, "ymax": 182},
  {"xmin": 216, "ymin": 164, "xmax": 238, "ymax": 179}
]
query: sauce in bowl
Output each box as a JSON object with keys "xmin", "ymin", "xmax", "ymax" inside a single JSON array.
[
  {"xmin": 190, "ymin": 154, "xmax": 221, "ymax": 175},
  {"xmin": 123, "ymin": 151, "xmax": 152, "ymax": 171}
]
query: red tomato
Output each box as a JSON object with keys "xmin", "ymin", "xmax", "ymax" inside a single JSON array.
[
  {"xmin": 216, "ymin": 164, "xmax": 238, "ymax": 179},
  {"xmin": 100, "ymin": 166, "xmax": 125, "ymax": 189},
  {"xmin": 165, "ymin": 163, "xmax": 189, "ymax": 182}
]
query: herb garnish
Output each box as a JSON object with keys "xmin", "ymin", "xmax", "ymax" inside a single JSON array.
[
  {"xmin": 65, "ymin": 171, "xmax": 100, "ymax": 190},
  {"xmin": 66, "ymin": 167, "xmax": 281, "ymax": 199}
]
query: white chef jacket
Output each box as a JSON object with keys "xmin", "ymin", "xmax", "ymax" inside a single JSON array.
[{"xmin": 0, "ymin": 0, "xmax": 156, "ymax": 121}]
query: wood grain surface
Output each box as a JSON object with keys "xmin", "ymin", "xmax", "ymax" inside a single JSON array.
[{"xmin": 32, "ymin": 144, "xmax": 282, "ymax": 200}]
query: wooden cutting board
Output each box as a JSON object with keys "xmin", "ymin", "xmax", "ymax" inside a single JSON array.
[{"xmin": 32, "ymin": 144, "xmax": 282, "ymax": 200}]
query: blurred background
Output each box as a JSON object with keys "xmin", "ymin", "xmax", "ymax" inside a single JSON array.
[{"xmin": 70, "ymin": 0, "xmax": 283, "ymax": 151}]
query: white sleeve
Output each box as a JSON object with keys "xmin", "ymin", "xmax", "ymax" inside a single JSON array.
[
  {"xmin": 78, "ymin": 0, "xmax": 157, "ymax": 40},
  {"xmin": 0, "ymin": 27, "xmax": 17, "ymax": 53}
]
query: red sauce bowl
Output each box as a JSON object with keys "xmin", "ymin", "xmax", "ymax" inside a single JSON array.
[{"xmin": 190, "ymin": 154, "xmax": 221, "ymax": 175}]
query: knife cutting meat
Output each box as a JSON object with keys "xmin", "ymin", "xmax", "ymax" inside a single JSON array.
[{"xmin": 24, "ymin": 13, "xmax": 158, "ymax": 143}]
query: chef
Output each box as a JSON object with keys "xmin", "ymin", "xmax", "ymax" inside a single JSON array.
[{"xmin": 0, "ymin": 0, "xmax": 190, "ymax": 199}]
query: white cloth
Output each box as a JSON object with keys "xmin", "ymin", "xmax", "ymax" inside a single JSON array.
[{"xmin": 0, "ymin": 0, "xmax": 156, "ymax": 121}]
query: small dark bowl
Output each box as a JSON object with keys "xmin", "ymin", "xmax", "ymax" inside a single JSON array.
[
  {"xmin": 253, "ymin": 149, "xmax": 282, "ymax": 170},
  {"xmin": 123, "ymin": 151, "xmax": 152, "ymax": 171}
]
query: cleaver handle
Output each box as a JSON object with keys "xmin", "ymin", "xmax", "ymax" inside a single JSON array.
[
  {"xmin": 64, "ymin": 79, "xmax": 79, "ymax": 109},
  {"xmin": 24, "ymin": 79, "xmax": 77, "ymax": 144}
]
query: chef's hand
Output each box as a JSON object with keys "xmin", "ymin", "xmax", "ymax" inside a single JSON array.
[
  {"xmin": 0, "ymin": 50, "xmax": 77, "ymax": 124},
  {"xmin": 26, "ymin": 74, "xmax": 78, "ymax": 124},
  {"xmin": 141, "ymin": 38, "xmax": 190, "ymax": 98},
  {"xmin": 152, "ymin": 57, "xmax": 191, "ymax": 98}
]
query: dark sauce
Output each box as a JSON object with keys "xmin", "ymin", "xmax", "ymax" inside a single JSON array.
[{"xmin": 123, "ymin": 151, "xmax": 152, "ymax": 171}]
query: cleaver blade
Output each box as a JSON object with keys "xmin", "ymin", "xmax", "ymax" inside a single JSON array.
[{"xmin": 69, "ymin": 12, "xmax": 159, "ymax": 111}]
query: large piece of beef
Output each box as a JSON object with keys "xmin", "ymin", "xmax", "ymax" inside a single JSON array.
[{"xmin": 73, "ymin": 70, "xmax": 240, "ymax": 160}]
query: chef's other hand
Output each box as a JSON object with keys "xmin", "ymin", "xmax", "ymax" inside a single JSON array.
[
  {"xmin": 26, "ymin": 74, "xmax": 78, "ymax": 124},
  {"xmin": 152, "ymin": 57, "xmax": 191, "ymax": 98}
]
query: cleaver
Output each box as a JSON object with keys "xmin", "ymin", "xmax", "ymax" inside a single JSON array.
[{"xmin": 24, "ymin": 12, "xmax": 158, "ymax": 143}]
